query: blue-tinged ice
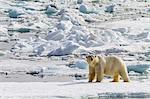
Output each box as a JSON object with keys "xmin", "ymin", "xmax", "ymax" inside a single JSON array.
[{"xmin": 127, "ymin": 64, "xmax": 150, "ymax": 74}]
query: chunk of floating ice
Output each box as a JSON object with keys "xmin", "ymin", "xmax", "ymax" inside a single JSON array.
[
  {"xmin": 105, "ymin": 4, "xmax": 115, "ymax": 13},
  {"xmin": 11, "ymin": 39, "xmax": 34, "ymax": 53},
  {"xmin": 79, "ymin": 4, "xmax": 89, "ymax": 14},
  {"xmin": 45, "ymin": 5, "xmax": 57, "ymax": 15},
  {"xmin": 75, "ymin": 59, "xmax": 88, "ymax": 69},
  {"xmin": 56, "ymin": 20, "xmax": 73, "ymax": 31},
  {"xmin": 79, "ymin": 4, "xmax": 98, "ymax": 14},
  {"xmin": 16, "ymin": 28, "xmax": 31, "ymax": 33},
  {"xmin": 77, "ymin": 0, "xmax": 83, "ymax": 4},
  {"xmin": 127, "ymin": 64, "xmax": 150, "ymax": 74},
  {"xmin": 47, "ymin": 41, "xmax": 80, "ymax": 56},
  {"xmin": 0, "ymin": 51, "xmax": 7, "ymax": 57},
  {"xmin": 46, "ymin": 30, "xmax": 64, "ymax": 41},
  {"xmin": 0, "ymin": 26, "xmax": 9, "ymax": 42},
  {"xmin": 8, "ymin": 9, "xmax": 24, "ymax": 18}
]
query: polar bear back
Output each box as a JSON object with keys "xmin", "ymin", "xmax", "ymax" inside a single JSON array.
[{"xmin": 100, "ymin": 56, "xmax": 126, "ymax": 76}]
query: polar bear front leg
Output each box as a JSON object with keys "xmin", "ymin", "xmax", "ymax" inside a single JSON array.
[
  {"xmin": 89, "ymin": 72, "xmax": 95, "ymax": 82},
  {"xmin": 95, "ymin": 66, "xmax": 104, "ymax": 82},
  {"xmin": 96, "ymin": 73, "xmax": 104, "ymax": 82},
  {"xmin": 89, "ymin": 66, "xmax": 95, "ymax": 82}
]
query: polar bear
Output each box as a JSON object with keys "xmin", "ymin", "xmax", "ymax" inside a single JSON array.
[{"xmin": 86, "ymin": 55, "xmax": 130, "ymax": 82}]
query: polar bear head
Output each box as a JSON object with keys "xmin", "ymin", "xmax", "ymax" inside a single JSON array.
[
  {"xmin": 86, "ymin": 55, "xmax": 105, "ymax": 67},
  {"xmin": 86, "ymin": 55, "xmax": 95, "ymax": 64}
]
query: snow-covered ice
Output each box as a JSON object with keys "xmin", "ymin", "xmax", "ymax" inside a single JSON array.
[
  {"xmin": 0, "ymin": 0, "xmax": 150, "ymax": 98},
  {"xmin": 0, "ymin": 80, "xmax": 150, "ymax": 99}
]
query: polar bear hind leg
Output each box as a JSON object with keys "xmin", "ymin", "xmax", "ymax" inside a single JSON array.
[
  {"xmin": 119, "ymin": 67, "xmax": 130, "ymax": 82},
  {"xmin": 112, "ymin": 72, "xmax": 120, "ymax": 82},
  {"xmin": 120, "ymin": 72, "xmax": 130, "ymax": 82}
]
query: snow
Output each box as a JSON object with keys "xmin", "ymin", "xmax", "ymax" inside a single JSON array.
[
  {"xmin": 11, "ymin": 39, "xmax": 34, "ymax": 53},
  {"xmin": 0, "ymin": 57, "xmax": 150, "ymax": 98},
  {"xmin": 46, "ymin": 29, "xmax": 65, "ymax": 41},
  {"xmin": 0, "ymin": 27, "xmax": 9, "ymax": 42},
  {"xmin": 9, "ymin": 17, "xmax": 150, "ymax": 56},
  {"xmin": 0, "ymin": 80, "xmax": 150, "ymax": 98},
  {"xmin": 2, "ymin": 0, "xmax": 149, "ymax": 56},
  {"xmin": 0, "ymin": 0, "xmax": 150, "ymax": 98},
  {"xmin": 56, "ymin": 20, "xmax": 73, "ymax": 32},
  {"xmin": 47, "ymin": 41, "xmax": 80, "ymax": 56}
]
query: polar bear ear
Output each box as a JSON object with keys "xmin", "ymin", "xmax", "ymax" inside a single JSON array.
[{"xmin": 85, "ymin": 56, "xmax": 88, "ymax": 59}]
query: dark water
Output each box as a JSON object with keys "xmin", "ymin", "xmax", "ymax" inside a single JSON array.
[{"xmin": 81, "ymin": 92, "xmax": 150, "ymax": 99}]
